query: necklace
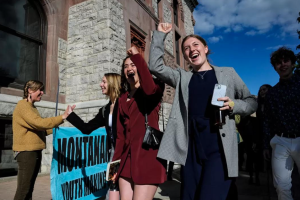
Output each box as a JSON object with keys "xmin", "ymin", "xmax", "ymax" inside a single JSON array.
[{"xmin": 198, "ymin": 70, "xmax": 209, "ymax": 79}]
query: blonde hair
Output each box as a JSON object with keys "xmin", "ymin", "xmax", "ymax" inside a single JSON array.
[
  {"xmin": 104, "ymin": 73, "xmax": 121, "ymax": 102},
  {"xmin": 23, "ymin": 80, "xmax": 44, "ymax": 100}
]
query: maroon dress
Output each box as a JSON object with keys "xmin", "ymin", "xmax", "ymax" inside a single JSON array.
[{"xmin": 112, "ymin": 54, "xmax": 167, "ymax": 184}]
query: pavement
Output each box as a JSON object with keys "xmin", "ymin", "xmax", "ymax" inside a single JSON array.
[{"xmin": 0, "ymin": 165, "xmax": 299, "ymax": 200}]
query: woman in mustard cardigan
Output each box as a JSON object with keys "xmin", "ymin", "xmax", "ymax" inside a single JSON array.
[{"xmin": 13, "ymin": 80, "xmax": 70, "ymax": 200}]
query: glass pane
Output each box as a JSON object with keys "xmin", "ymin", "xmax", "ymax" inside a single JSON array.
[
  {"xmin": 0, "ymin": 31, "xmax": 39, "ymax": 86},
  {"xmin": 0, "ymin": 0, "xmax": 41, "ymax": 39}
]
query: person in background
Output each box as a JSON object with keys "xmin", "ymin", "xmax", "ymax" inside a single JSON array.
[
  {"xmin": 263, "ymin": 47, "xmax": 300, "ymax": 200},
  {"xmin": 247, "ymin": 84, "xmax": 272, "ymax": 185},
  {"xmin": 112, "ymin": 46, "xmax": 166, "ymax": 200},
  {"xmin": 66, "ymin": 73, "xmax": 121, "ymax": 200},
  {"xmin": 237, "ymin": 115, "xmax": 259, "ymax": 185},
  {"xmin": 13, "ymin": 80, "xmax": 70, "ymax": 200},
  {"xmin": 149, "ymin": 23, "xmax": 257, "ymax": 200}
]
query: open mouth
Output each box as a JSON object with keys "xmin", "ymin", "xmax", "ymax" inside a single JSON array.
[
  {"xmin": 190, "ymin": 53, "xmax": 199, "ymax": 60},
  {"xmin": 127, "ymin": 72, "xmax": 135, "ymax": 78}
]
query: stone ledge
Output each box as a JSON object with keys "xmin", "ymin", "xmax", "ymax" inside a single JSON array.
[{"xmin": 0, "ymin": 94, "xmax": 108, "ymax": 110}]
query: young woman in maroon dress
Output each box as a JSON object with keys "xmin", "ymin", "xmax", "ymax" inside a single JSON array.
[{"xmin": 112, "ymin": 46, "xmax": 166, "ymax": 200}]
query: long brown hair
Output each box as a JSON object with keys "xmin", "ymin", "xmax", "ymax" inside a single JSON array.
[
  {"xmin": 120, "ymin": 56, "xmax": 131, "ymax": 93},
  {"xmin": 23, "ymin": 80, "xmax": 44, "ymax": 100},
  {"xmin": 104, "ymin": 73, "xmax": 121, "ymax": 102}
]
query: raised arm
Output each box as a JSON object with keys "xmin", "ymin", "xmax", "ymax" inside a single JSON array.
[
  {"xmin": 127, "ymin": 48, "xmax": 163, "ymax": 96},
  {"xmin": 16, "ymin": 101, "xmax": 63, "ymax": 131},
  {"xmin": 148, "ymin": 23, "xmax": 180, "ymax": 88},
  {"xmin": 67, "ymin": 106, "xmax": 106, "ymax": 135}
]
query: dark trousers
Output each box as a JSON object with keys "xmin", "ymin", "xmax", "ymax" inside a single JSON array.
[
  {"xmin": 14, "ymin": 151, "xmax": 42, "ymax": 200},
  {"xmin": 181, "ymin": 153, "xmax": 233, "ymax": 200},
  {"xmin": 181, "ymin": 124, "xmax": 233, "ymax": 200}
]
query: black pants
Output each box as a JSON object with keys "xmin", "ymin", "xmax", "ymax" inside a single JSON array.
[{"xmin": 14, "ymin": 151, "xmax": 42, "ymax": 200}]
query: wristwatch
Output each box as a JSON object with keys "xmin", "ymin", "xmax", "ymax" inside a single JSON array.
[{"xmin": 229, "ymin": 101, "xmax": 234, "ymax": 109}]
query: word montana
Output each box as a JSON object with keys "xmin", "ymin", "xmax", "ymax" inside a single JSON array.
[{"xmin": 57, "ymin": 135, "xmax": 108, "ymax": 174}]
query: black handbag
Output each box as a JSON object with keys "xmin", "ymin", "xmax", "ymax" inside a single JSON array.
[{"xmin": 142, "ymin": 112, "xmax": 163, "ymax": 149}]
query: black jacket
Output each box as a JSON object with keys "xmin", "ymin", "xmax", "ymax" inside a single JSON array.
[{"xmin": 67, "ymin": 100, "xmax": 119, "ymax": 152}]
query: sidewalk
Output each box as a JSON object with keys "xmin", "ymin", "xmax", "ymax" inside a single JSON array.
[{"xmin": 0, "ymin": 167, "xmax": 299, "ymax": 200}]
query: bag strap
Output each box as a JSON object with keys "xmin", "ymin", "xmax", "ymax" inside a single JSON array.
[
  {"xmin": 145, "ymin": 109, "xmax": 148, "ymax": 128},
  {"xmin": 144, "ymin": 99, "xmax": 164, "ymax": 130}
]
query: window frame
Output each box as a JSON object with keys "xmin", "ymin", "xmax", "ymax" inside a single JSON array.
[
  {"xmin": 175, "ymin": 31, "xmax": 181, "ymax": 66},
  {"xmin": 130, "ymin": 26, "xmax": 146, "ymax": 58},
  {"xmin": 173, "ymin": 0, "xmax": 179, "ymax": 27},
  {"xmin": 0, "ymin": 0, "xmax": 47, "ymax": 90}
]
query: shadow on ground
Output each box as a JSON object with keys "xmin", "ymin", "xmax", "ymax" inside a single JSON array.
[{"xmin": 154, "ymin": 164, "xmax": 300, "ymax": 200}]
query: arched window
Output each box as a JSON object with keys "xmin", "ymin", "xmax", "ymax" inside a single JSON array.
[{"xmin": 0, "ymin": 0, "xmax": 47, "ymax": 89}]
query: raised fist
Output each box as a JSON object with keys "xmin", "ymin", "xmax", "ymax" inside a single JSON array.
[
  {"xmin": 127, "ymin": 46, "xmax": 139, "ymax": 56},
  {"xmin": 157, "ymin": 23, "xmax": 172, "ymax": 34}
]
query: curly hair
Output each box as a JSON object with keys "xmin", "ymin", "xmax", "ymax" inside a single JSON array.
[
  {"xmin": 104, "ymin": 73, "xmax": 122, "ymax": 102},
  {"xmin": 270, "ymin": 47, "xmax": 296, "ymax": 68},
  {"xmin": 23, "ymin": 80, "xmax": 44, "ymax": 100}
]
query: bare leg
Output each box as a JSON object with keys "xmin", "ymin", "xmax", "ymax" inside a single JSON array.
[
  {"xmin": 109, "ymin": 191, "xmax": 120, "ymax": 200},
  {"xmin": 133, "ymin": 184, "xmax": 158, "ymax": 200},
  {"xmin": 119, "ymin": 177, "xmax": 134, "ymax": 200}
]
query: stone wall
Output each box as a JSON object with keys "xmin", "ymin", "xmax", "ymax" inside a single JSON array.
[
  {"xmin": 183, "ymin": 0, "xmax": 195, "ymax": 35},
  {"xmin": 152, "ymin": 0, "xmax": 158, "ymax": 17},
  {"xmin": 0, "ymin": 0, "xmax": 198, "ymax": 175},
  {"xmin": 58, "ymin": 38, "xmax": 68, "ymax": 95},
  {"xmin": 65, "ymin": 0, "xmax": 126, "ymax": 104},
  {"xmin": 159, "ymin": 102, "xmax": 173, "ymax": 131},
  {"xmin": 163, "ymin": 1, "xmax": 174, "ymax": 55}
]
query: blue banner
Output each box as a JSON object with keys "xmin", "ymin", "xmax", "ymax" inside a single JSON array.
[{"xmin": 51, "ymin": 127, "xmax": 108, "ymax": 200}]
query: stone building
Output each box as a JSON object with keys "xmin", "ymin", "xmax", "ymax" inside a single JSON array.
[{"xmin": 0, "ymin": 0, "xmax": 198, "ymax": 175}]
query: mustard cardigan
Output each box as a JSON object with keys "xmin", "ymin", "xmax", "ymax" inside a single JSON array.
[{"xmin": 13, "ymin": 99, "xmax": 63, "ymax": 151}]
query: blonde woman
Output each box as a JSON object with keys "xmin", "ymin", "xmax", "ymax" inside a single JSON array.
[
  {"xmin": 67, "ymin": 73, "xmax": 122, "ymax": 200},
  {"xmin": 13, "ymin": 80, "xmax": 70, "ymax": 200}
]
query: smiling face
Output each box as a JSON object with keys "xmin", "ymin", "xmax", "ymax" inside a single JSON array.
[
  {"xmin": 100, "ymin": 76, "xmax": 108, "ymax": 95},
  {"xmin": 182, "ymin": 37, "xmax": 209, "ymax": 70},
  {"xmin": 259, "ymin": 85, "xmax": 269, "ymax": 98},
  {"xmin": 123, "ymin": 57, "xmax": 139, "ymax": 87},
  {"xmin": 274, "ymin": 59, "xmax": 294, "ymax": 80}
]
